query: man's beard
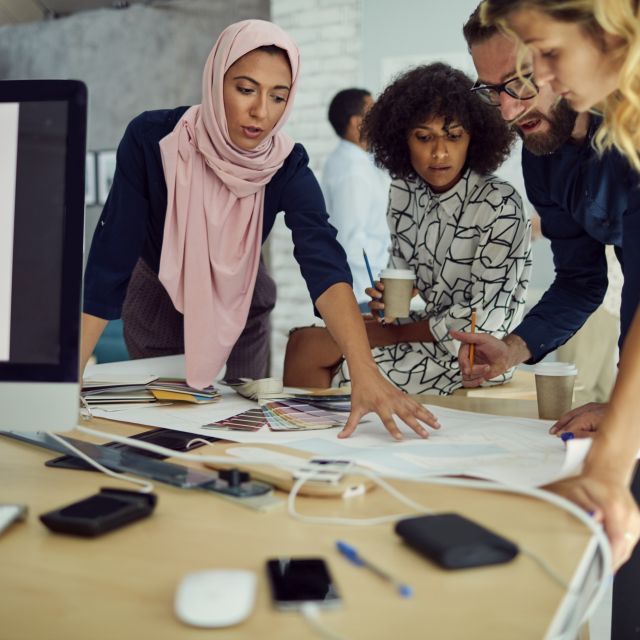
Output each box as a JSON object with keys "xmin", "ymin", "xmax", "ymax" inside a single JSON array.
[{"xmin": 515, "ymin": 99, "xmax": 578, "ymax": 155}]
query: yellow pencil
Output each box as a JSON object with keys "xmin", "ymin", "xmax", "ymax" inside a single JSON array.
[{"xmin": 469, "ymin": 308, "xmax": 477, "ymax": 369}]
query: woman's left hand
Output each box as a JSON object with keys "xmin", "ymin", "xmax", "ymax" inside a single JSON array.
[{"xmin": 338, "ymin": 366, "xmax": 441, "ymax": 440}]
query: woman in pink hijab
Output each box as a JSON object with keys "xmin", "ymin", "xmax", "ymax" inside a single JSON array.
[{"xmin": 82, "ymin": 19, "xmax": 438, "ymax": 440}]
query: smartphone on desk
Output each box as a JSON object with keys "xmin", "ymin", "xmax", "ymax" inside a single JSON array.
[{"xmin": 266, "ymin": 558, "xmax": 342, "ymax": 610}]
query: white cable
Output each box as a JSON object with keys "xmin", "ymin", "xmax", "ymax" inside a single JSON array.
[
  {"xmin": 48, "ymin": 433, "xmax": 154, "ymax": 493},
  {"xmin": 300, "ymin": 603, "xmax": 348, "ymax": 640},
  {"xmin": 74, "ymin": 424, "xmax": 302, "ymax": 470},
  {"xmin": 287, "ymin": 466, "xmax": 434, "ymax": 526},
  {"xmin": 79, "ymin": 395, "xmax": 94, "ymax": 421}
]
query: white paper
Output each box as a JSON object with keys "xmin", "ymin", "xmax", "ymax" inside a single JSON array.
[{"xmin": 90, "ymin": 390, "xmax": 588, "ymax": 487}]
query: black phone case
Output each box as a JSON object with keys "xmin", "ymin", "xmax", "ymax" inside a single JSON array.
[
  {"xmin": 395, "ymin": 513, "xmax": 519, "ymax": 569},
  {"xmin": 39, "ymin": 488, "xmax": 156, "ymax": 537}
]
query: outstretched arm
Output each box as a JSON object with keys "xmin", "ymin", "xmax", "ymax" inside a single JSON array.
[
  {"xmin": 80, "ymin": 313, "xmax": 108, "ymax": 376},
  {"xmin": 547, "ymin": 307, "xmax": 640, "ymax": 570},
  {"xmin": 315, "ymin": 282, "xmax": 441, "ymax": 440}
]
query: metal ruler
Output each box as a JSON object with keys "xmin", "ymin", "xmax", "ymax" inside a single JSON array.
[{"xmin": 1, "ymin": 431, "xmax": 282, "ymax": 511}]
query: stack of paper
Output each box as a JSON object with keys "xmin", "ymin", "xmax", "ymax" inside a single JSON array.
[
  {"xmin": 81, "ymin": 375, "xmax": 158, "ymax": 405},
  {"xmin": 81, "ymin": 375, "xmax": 220, "ymax": 406},
  {"xmin": 146, "ymin": 379, "xmax": 221, "ymax": 404}
]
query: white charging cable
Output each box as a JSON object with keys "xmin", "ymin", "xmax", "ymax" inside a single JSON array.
[
  {"xmin": 49, "ymin": 432, "xmax": 154, "ymax": 493},
  {"xmin": 300, "ymin": 603, "xmax": 347, "ymax": 640}
]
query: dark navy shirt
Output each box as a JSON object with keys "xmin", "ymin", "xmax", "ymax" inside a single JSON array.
[
  {"xmin": 84, "ymin": 107, "xmax": 352, "ymax": 319},
  {"xmin": 513, "ymin": 118, "xmax": 640, "ymax": 361}
]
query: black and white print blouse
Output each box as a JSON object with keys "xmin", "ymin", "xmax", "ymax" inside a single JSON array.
[{"xmin": 335, "ymin": 168, "xmax": 532, "ymax": 395}]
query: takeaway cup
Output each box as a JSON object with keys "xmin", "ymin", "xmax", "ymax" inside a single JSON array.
[
  {"xmin": 534, "ymin": 362, "xmax": 578, "ymax": 420},
  {"xmin": 380, "ymin": 268, "xmax": 415, "ymax": 318}
]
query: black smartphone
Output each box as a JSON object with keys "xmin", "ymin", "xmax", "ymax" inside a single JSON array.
[{"xmin": 266, "ymin": 558, "xmax": 342, "ymax": 610}]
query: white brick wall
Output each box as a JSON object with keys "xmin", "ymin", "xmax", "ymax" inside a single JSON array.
[{"xmin": 268, "ymin": 0, "xmax": 362, "ymax": 377}]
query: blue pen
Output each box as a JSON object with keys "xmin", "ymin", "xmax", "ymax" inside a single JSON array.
[
  {"xmin": 336, "ymin": 540, "xmax": 413, "ymax": 598},
  {"xmin": 362, "ymin": 249, "xmax": 385, "ymax": 323},
  {"xmin": 560, "ymin": 432, "xmax": 575, "ymax": 443}
]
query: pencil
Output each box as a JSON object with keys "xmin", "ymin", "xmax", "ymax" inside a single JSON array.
[
  {"xmin": 363, "ymin": 249, "xmax": 386, "ymax": 324},
  {"xmin": 469, "ymin": 308, "xmax": 477, "ymax": 369}
]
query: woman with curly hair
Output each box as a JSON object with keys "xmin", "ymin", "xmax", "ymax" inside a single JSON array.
[{"xmin": 283, "ymin": 62, "xmax": 531, "ymax": 398}]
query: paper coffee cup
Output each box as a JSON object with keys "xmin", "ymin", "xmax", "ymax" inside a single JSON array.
[
  {"xmin": 380, "ymin": 268, "xmax": 415, "ymax": 318},
  {"xmin": 533, "ymin": 362, "xmax": 578, "ymax": 420}
]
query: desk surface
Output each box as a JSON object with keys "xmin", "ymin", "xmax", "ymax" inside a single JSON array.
[{"xmin": 0, "ymin": 395, "xmax": 591, "ymax": 640}]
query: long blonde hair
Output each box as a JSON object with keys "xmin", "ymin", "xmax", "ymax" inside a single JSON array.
[{"xmin": 481, "ymin": 0, "xmax": 640, "ymax": 173}]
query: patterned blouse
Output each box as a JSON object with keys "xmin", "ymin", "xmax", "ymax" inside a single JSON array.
[{"xmin": 335, "ymin": 168, "xmax": 532, "ymax": 395}]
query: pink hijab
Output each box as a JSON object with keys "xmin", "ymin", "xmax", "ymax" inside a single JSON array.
[{"xmin": 158, "ymin": 20, "xmax": 300, "ymax": 389}]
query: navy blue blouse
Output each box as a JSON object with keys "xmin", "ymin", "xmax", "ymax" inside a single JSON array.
[
  {"xmin": 84, "ymin": 107, "xmax": 352, "ymax": 319},
  {"xmin": 513, "ymin": 117, "xmax": 640, "ymax": 361}
]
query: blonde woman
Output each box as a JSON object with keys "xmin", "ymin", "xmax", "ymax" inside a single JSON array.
[{"xmin": 470, "ymin": 1, "xmax": 640, "ymax": 636}]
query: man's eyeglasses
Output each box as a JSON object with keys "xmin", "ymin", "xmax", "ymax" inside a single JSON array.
[{"xmin": 471, "ymin": 73, "xmax": 539, "ymax": 106}]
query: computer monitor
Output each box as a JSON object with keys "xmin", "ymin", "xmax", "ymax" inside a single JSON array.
[{"xmin": 0, "ymin": 80, "xmax": 86, "ymax": 432}]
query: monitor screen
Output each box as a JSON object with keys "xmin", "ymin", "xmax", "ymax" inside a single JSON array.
[{"xmin": 0, "ymin": 80, "xmax": 86, "ymax": 431}]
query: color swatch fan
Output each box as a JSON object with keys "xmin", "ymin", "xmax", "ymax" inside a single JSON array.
[{"xmin": 259, "ymin": 398, "xmax": 348, "ymax": 431}]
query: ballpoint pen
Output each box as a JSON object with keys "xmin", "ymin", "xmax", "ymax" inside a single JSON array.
[
  {"xmin": 362, "ymin": 249, "xmax": 385, "ymax": 324},
  {"xmin": 336, "ymin": 540, "xmax": 413, "ymax": 598}
]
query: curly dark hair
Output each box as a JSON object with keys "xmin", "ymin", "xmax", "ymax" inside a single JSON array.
[{"xmin": 362, "ymin": 62, "xmax": 515, "ymax": 179}]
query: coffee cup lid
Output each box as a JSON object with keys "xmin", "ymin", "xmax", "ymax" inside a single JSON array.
[
  {"xmin": 533, "ymin": 362, "xmax": 578, "ymax": 376},
  {"xmin": 380, "ymin": 268, "xmax": 415, "ymax": 280}
]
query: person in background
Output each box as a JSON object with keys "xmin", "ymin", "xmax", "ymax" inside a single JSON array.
[
  {"xmin": 81, "ymin": 19, "xmax": 439, "ymax": 442},
  {"xmin": 474, "ymin": 3, "xmax": 640, "ymax": 633},
  {"xmin": 321, "ymin": 88, "xmax": 390, "ymax": 311},
  {"xmin": 284, "ymin": 63, "xmax": 530, "ymax": 396}
]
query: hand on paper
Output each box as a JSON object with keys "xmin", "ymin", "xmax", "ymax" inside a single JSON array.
[
  {"xmin": 545, "ymin": 472, "xmax": 640, "ymax": 571},
  {"xmin": 338, "ymin": 366, "xmax": 441, "ymax": 441},
  {"xmin": 549, "ymin": 402, "xmax": 607, "ymax": 438}
]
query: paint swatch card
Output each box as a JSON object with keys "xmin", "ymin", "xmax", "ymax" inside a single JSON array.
[{"xmin": 202, "ymin": 408, "xmax": 267, "ymax": 432}]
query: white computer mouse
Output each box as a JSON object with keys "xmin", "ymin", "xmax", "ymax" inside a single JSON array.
[{"xmin": 174, "ymin": 569, "xmax": 257, "ymax": 628}]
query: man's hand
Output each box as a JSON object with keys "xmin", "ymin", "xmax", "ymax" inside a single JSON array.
[
  {"xmin": 338, "ymin": 367, "xmax": 441, "ymax": 440},
  {"xmin": 451, "ymin": 331, "xmax": 531, "ymax": 387},
  {"xmin": 549, "ymin": 402, "xmax": 607, "ymax": 437},
  {"xmin": 451, "ymin": 331, "xmax": 509, "ymax": 387},
  {"xmin": 545, "ymin": 472, "xmax": 640, "ymax": 571}
]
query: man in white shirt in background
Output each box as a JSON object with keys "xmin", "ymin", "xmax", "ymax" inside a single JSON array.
[{"xmin": 322, "ymin": 88, "xmax": 390, "ymax": 312}]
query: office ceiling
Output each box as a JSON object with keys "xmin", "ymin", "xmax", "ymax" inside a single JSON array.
[{"xmin": 0, "ymin": 0, "xmax": 152, "ymax": 25}]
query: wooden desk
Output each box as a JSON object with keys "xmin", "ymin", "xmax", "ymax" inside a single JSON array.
[
  {"xmin": 452, "ymin": 369, "xmax": 538, "ymax": 401},
  {"xmin": 450, "ymin": 370, "xmax": 582, "ymax": 408},
  {"xmin": 0, "ymin": 396, "xmax": 594, "ymax": 640}
]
